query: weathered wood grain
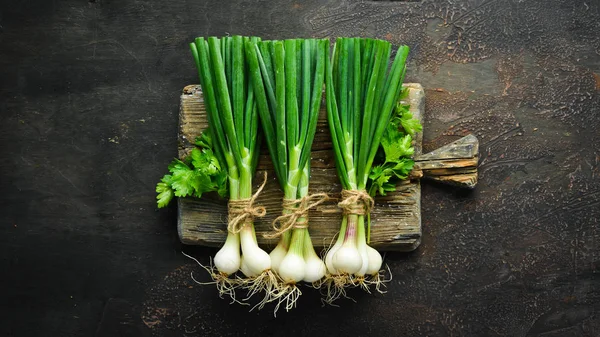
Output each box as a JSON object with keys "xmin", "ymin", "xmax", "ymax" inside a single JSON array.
[
  {"xmin": 413, "ymin": 134, "xmax": 479, "ymax": 188},
  {"xmin": 177, "ymin": 83, "xmax": 424, "ymax": 251}
]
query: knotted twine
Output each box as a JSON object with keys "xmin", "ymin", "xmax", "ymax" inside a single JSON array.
[
  {"xmin": 337, "ymin": 189, "xmax": 374, "ymax": 216},
  {"xmin": 227, "ymin": 172, "xmax": 268, "ymax": 234},
  {"xmin": 264, "ymin": 193, "xmax": 330, "ymax": 238}
]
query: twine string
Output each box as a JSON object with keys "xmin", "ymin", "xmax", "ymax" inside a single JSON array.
[
  {"xmin": 337, "ymin": 189, "xmax": 374, "ymax": 216},
  {"xmin": 227, "ymin": 172, "xmax": 268, "ymax": 234},
  {"xmin": 263, "ymin": 193, "xmax": 330, "ymax": 238}
]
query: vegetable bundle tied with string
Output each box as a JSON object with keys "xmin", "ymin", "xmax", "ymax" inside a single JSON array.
[
  {"xmin": 188, "ymin": 36, "xmax": 277, "ymax": 297},
  {"xmin": 323, "ymin": 37, "xmax": 413, "ymax": 299},
  {"xmin": 245, "ymin": 38, "xmax": 329, "ymax": 310},
  {"xmin": 156, "ymin": 35, "xmax": 421, "ymax": 309}
]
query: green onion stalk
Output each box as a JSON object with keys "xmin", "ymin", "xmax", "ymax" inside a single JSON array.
[
  {"xmin": 324, "ymin": 38, "xmax": 409, "ymax": 300},
  {"xmin": 246, "ymin": 38, "xmax": 329, "ymax": 311},
  {"xmin": 190, "ymin": 36, "xmax": 276, "ymax": 300}
]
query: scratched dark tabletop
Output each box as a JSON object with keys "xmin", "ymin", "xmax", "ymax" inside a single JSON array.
[{"xmin": 1, "ymin": 0, "xmax": 599, "ymax": 336}]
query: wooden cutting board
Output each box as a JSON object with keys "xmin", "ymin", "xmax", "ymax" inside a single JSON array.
[{"xmin": 175, "ymin": 83, "xmax": 477, "ymax": 251}]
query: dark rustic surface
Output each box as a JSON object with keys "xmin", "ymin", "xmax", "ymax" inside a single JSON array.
[{"xmin": 1, "ymin": 0, "xmax": 599, "ymax": 336}]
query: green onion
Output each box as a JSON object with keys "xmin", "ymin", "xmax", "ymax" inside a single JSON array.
[
  {"xmin": 247, "ymin": 38, "xmax": 328, "ymax": 310},
  {"xmin": 324, "ymin": 37, "xmax": 409, "ymax": 297},
  {"xmin": 190, "ymin": 36, "xmax": 274, "ymax": 297}
]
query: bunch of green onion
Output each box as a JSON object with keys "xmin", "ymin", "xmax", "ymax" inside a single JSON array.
[
  {"xmin": 324, "ymin": 37, "xmax": 410, "ymax": 300},
  {"xmin": 245, "ymin": 38, "xmax": 329, "ymax": 309},
  {"xmin": 190, "ymin": 36, "xmax": 276, "ymax": 299}
]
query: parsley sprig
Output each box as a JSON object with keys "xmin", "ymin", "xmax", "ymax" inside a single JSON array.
[
  {"xmin": 367, "ymin": 97, "xmax": 422, "ymax": 197},
  {"xmin": 155, "ymin": 130, "xmax": 228, "ymax": 208}
]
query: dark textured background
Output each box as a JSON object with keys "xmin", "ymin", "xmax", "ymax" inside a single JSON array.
[{"xmin": 1, "ymin": 0, "xmax": 599, "ymax": 336}]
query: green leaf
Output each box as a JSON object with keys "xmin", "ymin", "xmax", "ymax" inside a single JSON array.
[
  {"xmin": 380, "ymin": 181, "xmax": 396, "ymax": 196},
  {"xmin": 206, "ymin": 149, "xmax": 222, "ymax": 173},
  {"xmin": 171, "ymin": 171, "xmax": 197, "ymax": 197},
  {"xmin": 190, "ymin": 148, "xmax": 204, "ymax": 168},
  {"xmin": 216, "ymin": 170, "xmax": 228, "ymax": 198},
  {"xmin": 381, "ymin": 132, "xmax": 414, "ymax": 163},
  {"xmin": 169, "ymin": 154, "xmax": 227, "ymax": 198},
  {"xmin": 194, "ymin": 130, "xmax": 213, "ymax": 148},
  {"xmin": 159, "ymin": 128, "xmax": 229, "ymax": 203},
  {"xmin": 398, "ymin": 87, "xmax": 409, "ymax": 100},
  {"xmin": 190, "ymin": 148, "xmax": 220, "ymax": 175},
  {"xmin": 374, "ymin": 173, "xmax": 392, "ymax": 195},
  {"xmin": 166, "ymin": 159, "xmax": 195, "ymax": 196},
  {"xmin": 395, "ymin": 102, "xmax": 410, "ymax": 116},
  {"xmin": 399, "ymin": 110, "xmax": 422, "ymax": 137},
  {"xmin": 398, "ymin": 134, "xmax": 414, "ymax": 157},
  {"xmin": 368, "ymin": 165, "xmax": 398, "ymax": 196},
  {"xmin": 161, "ymin": 174, "xmax": 174, "ymax": 185},
  {"xmin": 168, "ymin": 158, "xmax": 190, "ymax": 174},
  {"xmin": 369, "ymin": 165, "xmax": 385, "ymax": 180},
  {"xmin": 390, "ymin": 158, "xmax": 414, "ymax": 179},
  {"xmin": 156, "ymin": 175, "xmax": 175, "ymax": 208},
  {"xmin": 167, "ymin": 159, "xmax": 187, "ymax": 174},
  {"xmin": 368, "ymin": 129, "xmax": 415, "ymax": 196},
  {"xmin": 192, "ymin": 172, "xmax": 217, "ymax": 198}
]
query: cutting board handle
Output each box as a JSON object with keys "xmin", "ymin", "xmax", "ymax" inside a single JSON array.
[{"xmin": 411, "ymin": 134, "xmax": 479, "ymax": 188}]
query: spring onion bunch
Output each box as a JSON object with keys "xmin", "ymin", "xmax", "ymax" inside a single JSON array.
[
  {"xmin": 246, "ymin": 38, "xmax": 329, "ymax": 310},
  {"xmin": 189, "ymin": 36, "xmax": 277, "ymax": 300},
  {"xmin": 324, "ymin": 38, "xmax": 410, "ymax": 300}
]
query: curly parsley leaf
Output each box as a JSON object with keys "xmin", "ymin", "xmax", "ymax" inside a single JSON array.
[
  {"xmin": 368, "ymin": 159, "xmax": 415, "ymax": 196},
  {"xmin": 195, "ymin": 131, "xmax": 213, "ymax": 149},
  {"xmin": 367, "ymin": 100, "xmax": 421, "ymax": 197},
  {"xmin": 156, "ymin": 175, "xmax": 175, "ymax": 208},
  {"xmin": 155, "ymin": 129, "xmax": 228, "ymax": 208},
  {"xmin": 381, "ymin": 132, "xmax": 414, "ymax": 163},
  {"xmin": 399, "ymin": 87, "xmax": 409, "ymax": 100},
  {"xmin": 368, "ymin": 166, "xmax": 396, "ymax": 196},
  {"xmin": 395, "ymin": 102, "xmax": 422, "ymax": 136},
  {"xmin": 192, "ymin": 172, "xmax": 219, "ymax": 198},
  {"xmin": 168, "ymin": 159, "xmax": 199, "ymax": 197},
  {"xmin": 400, "ymin": 112, "xmax": 422, "ymax": 137},
  {"xmin": 191, "ymin": 148, "xmax": 220, "ymax": 175},
  {"xmin": 216, "ymin": 170, "xmax": 228, "ymax": 198},
  {"xmin": 391, "ymin": 158, "xmax": 414, "ymax": 179}
]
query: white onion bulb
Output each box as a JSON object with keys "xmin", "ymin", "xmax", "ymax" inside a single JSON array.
[
  {"xmin": 240, "ymin": 229, "xmax": 271, "ymax": 275},
  {"xmin": 279, "ymin": 253, "xmax": 306, "ymax": 283},
  {"xmin": 213, "ymin": 232, "xmax": 241, "ymax": 275},
  {"xmin": 303, "ymin": 252, "xmax": 326, "ymax": 282},
  {"xmin": 269, "ymin": 242, "xmax": 288, "ymax": 274},
  {"xmin": 365, "ymin": 245, "xmax": 383, "ymax": 275},
  {"xmin": 332, "ymin": 243, "xmax": 362, "ymax": 274}
]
